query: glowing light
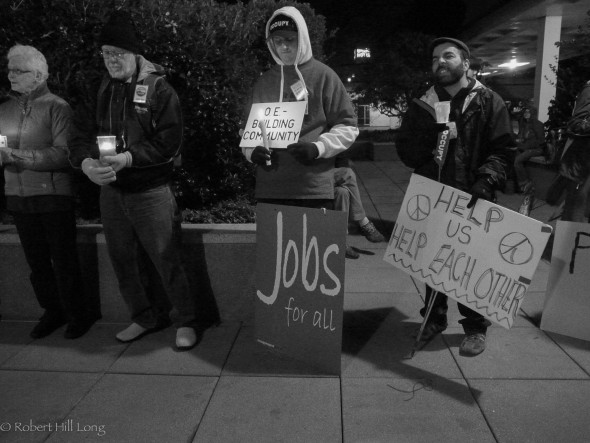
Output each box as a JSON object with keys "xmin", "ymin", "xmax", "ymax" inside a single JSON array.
[{"xmin": 498, "ymin": 59, "xmax": 530, "ymax": 69}]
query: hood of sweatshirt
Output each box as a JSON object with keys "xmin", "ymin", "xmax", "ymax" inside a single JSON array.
[{"xmin": 266, "ymin": 6, "xmax": 313, "ymax": 66}]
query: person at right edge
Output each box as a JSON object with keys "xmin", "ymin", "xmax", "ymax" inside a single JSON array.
[
  {"xmin": 396, "ymin": 37, "xmax": 512, "ymax": 356},
  {"xmin": 242, "ymin": 7, "xmax": 358, "ymax": 212}
]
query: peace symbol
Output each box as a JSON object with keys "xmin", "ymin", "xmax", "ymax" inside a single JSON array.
[
  {"xmin": 406, "ymin": 194, "xmax": 431, "ymax": 221},
  {"xmin": 499, "ymin": 232, "xmax": 533, "ymax": 265}
]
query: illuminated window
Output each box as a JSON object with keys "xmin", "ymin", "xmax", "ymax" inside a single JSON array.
[
  {"xmin": 357, "ymin": 105, "xmax": 370, "ymax": 126},
  {"xmin": 354, "ymin": 48, "xmax": 371, "ymax": 60}
]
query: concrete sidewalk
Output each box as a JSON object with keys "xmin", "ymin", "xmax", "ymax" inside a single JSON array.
[{"xmin": 1, "ymin": 159, "xmax": 589, "ymax": 443}]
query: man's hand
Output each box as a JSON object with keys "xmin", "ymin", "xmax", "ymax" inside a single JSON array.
[
  {"xmin": 467, "ymin": 176, "xmax": 494, "ymax": 208},
  {"xmin": 102, "ymin": 152, "xmax": 131, "ymax": 172},
  {"xmin": 251, "ymin": 146, "xmax": 272, "ymax": 166},
  {"xmin": 81, "ymin": 158, "xmax": 116, "ymax": 186},
  {"xmin": 287, "ymin": 142, "xmax": 319, "ymax": 165}
]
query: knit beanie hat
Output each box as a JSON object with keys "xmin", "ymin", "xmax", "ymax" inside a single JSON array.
[
  {"xmin": 269, "ymin": 14, "xmax": 297, "ymax": 34},
  {"xmin": 99, "ymin": 11, "xmax": 143, "ymax": 53}
]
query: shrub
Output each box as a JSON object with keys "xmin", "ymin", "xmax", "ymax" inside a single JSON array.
[{"xmin": 0, "ymin": 0, "xmax": 328, "ymax": 222}]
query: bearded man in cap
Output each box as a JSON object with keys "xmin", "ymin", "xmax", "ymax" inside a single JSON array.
[
  {"xmin": 68, "ymin": 11, "xmax": 207, "ymax": 350},
  {"xmin": 396, "ymin": 37, "xmax": 512, "ymax": 356},
  {"xmin": 242, "ymin": 6, "xmax": 358, "ymax": 210}
]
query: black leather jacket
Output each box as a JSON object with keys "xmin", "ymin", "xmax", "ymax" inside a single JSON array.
[
  {"xmin": 69, "ymin": 56, "xmax": 182, "ymax": 192},
  {"xmin": 397, "ymin": 79, "xmax": 512, "ymax": 192}
]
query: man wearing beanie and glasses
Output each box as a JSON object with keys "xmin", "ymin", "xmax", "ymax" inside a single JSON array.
[
  {"xmin": 68, "ymin": 11, "xmax": 205, "ymax": 350},
  {"xmin": 396, "ymin": 37, "xmax": 512, "ymax": 356},
  {"xmin": 242, "ymin": 6, "xmax": 358, "ymax": 211}
]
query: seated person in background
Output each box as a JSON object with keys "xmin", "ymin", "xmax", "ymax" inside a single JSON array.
[
  {"xmin": 513, "ymin": 106, "xmax": 545, "ymax": 215},
  {"xmin": 334, "ymin": 158, "xmax": 385, "ymax": 258}
]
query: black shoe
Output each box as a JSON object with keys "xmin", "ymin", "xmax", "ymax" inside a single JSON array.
[
  {"xmin": 345, "ymin": 245, "xmax": 360, "ymax": 259},
  {"xmin": 30, "ymin": 314, "xmax": 67, "ymax": 339},
  {"xmin": 64, "ymin": 314, "xmax": 101, "ymax": 339},
  {"xmin": 419, "ymin": 320, "xmax": 447, "ymax": 342}
]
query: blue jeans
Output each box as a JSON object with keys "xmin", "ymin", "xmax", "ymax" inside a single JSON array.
[{"xmin": 100, "ymin": 185, "xmax": 196, "ymax": 328}]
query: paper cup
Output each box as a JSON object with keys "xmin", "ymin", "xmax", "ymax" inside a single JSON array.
[
  {"xmin": 97, "ymin": 136, "xmax": 116, "ymax": 157},
  {"xmin": 434, "ymin": 101, "xmax": 451, "ymax": 123},
  {"xmin": 0, "ymin": 135, "xmax": 7, "ymax": 148}
]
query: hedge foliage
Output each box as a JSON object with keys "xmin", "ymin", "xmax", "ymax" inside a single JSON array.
[{"xmin": 0, "ymin": 0, "xmax": 328, "ymax": 218}]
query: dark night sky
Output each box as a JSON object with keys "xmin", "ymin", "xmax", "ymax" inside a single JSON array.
[{"xmin": 304, "ymin": 0, "xmax": 467, "ymax": 39}]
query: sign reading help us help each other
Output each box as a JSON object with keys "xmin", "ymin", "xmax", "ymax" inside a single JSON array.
[
  {"xmin": 384, "ymin": 174, "xmax": 552, "ymax": 329},
  {"xmin": 255, "ymin": 203, "xmax": 347, "ymax": 374},
  {"xmin": 240, "ymin": 102, "xmax": 307, "ymax": 149}
]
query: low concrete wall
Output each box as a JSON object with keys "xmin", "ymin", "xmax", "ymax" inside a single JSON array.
[{"xmin": 0, "ymin": 224, "xmax": 256, "ymax": 324}]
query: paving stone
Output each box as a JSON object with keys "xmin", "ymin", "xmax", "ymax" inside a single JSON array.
[
  {"xmin": 342, "ymin": 378, "xmax": 494, "ymax": 443},
  {"xmin": 194, "ymin": 376, "xmax": 340, "ymax": 443},
  {"xmin": 222, "ymin": 325, "xmax": 329, "ymax": 376},
  {"xmin": 546, "ymin": 332, "xmax": 590, "ymax": 376},
  {"xmin": 470, "ymin": 379, "xmax": 590, "ymax": 443},
  {"xmin": 45, "ymin": 373, "xmax": 215, "ymax": 442},
  {"xmin": 0, "ymin": 371, "xmax": 101, "ymax": 443},
  {"xmin": 0, "ymin": 321, "xmax": 34, "ymax": 365},
  {"xmin": 109, "ymin": 322, "xmax": 240, "ymax": 375},
  {"xmin": 2, "ymin": 323, "xmax": 127, "ymax": 373},
  {"xmin": 341, "ymin": 295, "xmax": 463, "ymax": 379},
  {"xmin": 446, "ymin": 327, "xmax": 588, "ymax": 379}
]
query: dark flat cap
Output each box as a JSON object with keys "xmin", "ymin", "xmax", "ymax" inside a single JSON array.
[{"xmin": 429, "ymin": 37, "xmax": 470, "ymax": 58}]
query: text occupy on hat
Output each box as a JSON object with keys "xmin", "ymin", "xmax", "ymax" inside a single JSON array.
[
  {"xmin": 269, "ymin": 14, "xmax": 297, "ymax": 34},
  {"xmin": 429, "ymin": 37, "xmax": 470, "ymax": 59}
]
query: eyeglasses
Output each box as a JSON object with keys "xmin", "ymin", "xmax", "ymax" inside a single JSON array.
[
  {"xmin": 7, "ymin": 69, "xmax": 32, "ymax": 76},
  {"xmin": 100, "ymin": 50, "xmax": 130, "ymax": 60},
  {"xmin": 270, "ymin": 36, "xmax": 297, "ymax": 47}
]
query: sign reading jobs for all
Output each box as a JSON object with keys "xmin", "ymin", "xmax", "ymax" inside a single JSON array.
[
  {"xmin": 255, "ymin": 204, "xmax": 347, "ymax": 375},
  {"xmin": 384, "ymin": 174, "xmax": 552, "ymax": 329},
  {"xmin": 239, "ymin": 102, "xmax": 307, "ymax": 149}
]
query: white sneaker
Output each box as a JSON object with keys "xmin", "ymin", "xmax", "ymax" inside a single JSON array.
[
  {"xmin": 116, "ymin": 323, "xmax": 149, "ymax": 343},
  {"xmin": 176, "ymin": 327, "xmax": 197, "ymax": 350}
]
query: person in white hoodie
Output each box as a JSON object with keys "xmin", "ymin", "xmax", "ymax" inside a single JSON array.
[{"xmin": 242, "ymin": 6, "xmax": 358, "ymax": 209}]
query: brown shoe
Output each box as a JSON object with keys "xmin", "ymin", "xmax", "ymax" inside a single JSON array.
[
  {"xmin": 459, "ymin": 333, "xmax": 486, "ymax": 356},
  {"xmin": 360, "ymin": 221, "xmax": 385, "ymax": 242},
  {"xmin": 345, "ymin": 245, "xmax": 360, "ymax": 259}
]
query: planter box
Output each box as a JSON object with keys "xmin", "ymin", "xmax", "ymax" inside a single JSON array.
[{"xmin": 0, "ymin": 224, "xmax": 256, "ymax": 324}]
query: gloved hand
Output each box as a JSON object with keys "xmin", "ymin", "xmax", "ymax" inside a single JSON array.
[
  {"xmin": 467, "ymin": 176, "xmax": 494, "ymax": 208},
  {"xmin": 102, "ymin": 152, "xmax": 132, "ymax": 172},
  {"xmin": 287, "ymin": 142, "xmax": 319, "ymax": 165},
  {"xmin": 0, "ymin": 147, "xmax": 12, "ymax": 166},
  {"xmin": 250, "ymin": 146, "xmax": 272, "ymax": 166},
  {"xmin": 429, "ymin": 122, "xmax": 449, "ymax": 133},
  {"xmin": 81, "ymin": 158, "xmax": 116, "ymax": 186}
]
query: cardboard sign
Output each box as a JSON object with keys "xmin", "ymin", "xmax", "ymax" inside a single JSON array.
[
  {"xmin": 255, "ymin": 203, "xmax": 347, "ymax": 374},
  {"xmin": 240, "ymin": 102, "xmax": 306, "ymax": 149},
  {"xmin": 384, "ymin": 174, "xmax": 552, "ymax": 329},
  {"xmin": 541, "ymin": 221, "xmax": 590, "ymax": 341}
]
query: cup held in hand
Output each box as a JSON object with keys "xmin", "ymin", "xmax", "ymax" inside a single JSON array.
[
  {"xmin": 97, "ymin": 136, "xmax": 116, "ymax": 158},
  {"xmin": 434, "ymin": 101, "xmax": 451, "ymax": 123}
]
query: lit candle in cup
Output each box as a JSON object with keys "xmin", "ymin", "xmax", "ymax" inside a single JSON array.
[
  {"xmin": 258, "ymin": 115, "xmax": 271, "ymax": 166},
  {"xmin": 97, "ymin": 135, "xmax": 117, "ymax": 158},
  {"xmin": 434, "ymin": 101, "xmax": 450, "ymax": 123}
]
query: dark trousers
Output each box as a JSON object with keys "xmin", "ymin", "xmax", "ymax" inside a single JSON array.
[
  {"xmin": 14, "ymin": 210, "xmax": 91, "ymax": 322},
  {"xmin": 420, "ymin": 286, "xmax": 491, "ymax": 334}
]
